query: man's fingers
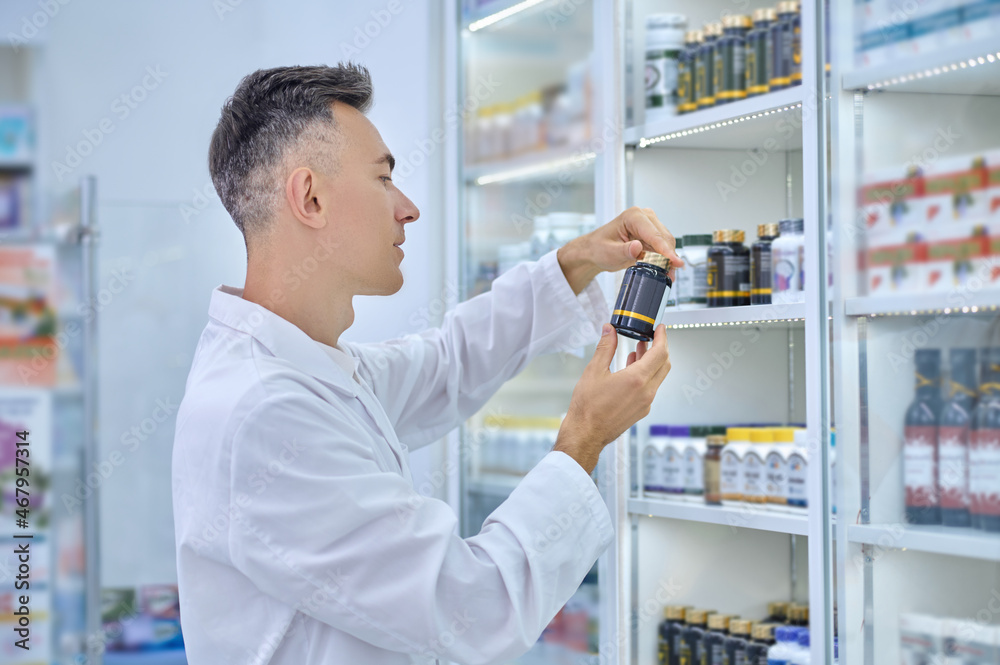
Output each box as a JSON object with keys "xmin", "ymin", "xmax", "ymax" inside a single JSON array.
[
  {"xmin": 626, "ymin": 351, "xmax": 637, "ymax": 367},
  {"xmin": 636, "ymin": 340, "xmax": 648, "ymax": 362},
  {"xmin": 632, "ymin": 208, "xmax": 683, "ymax": 268},
  {"xmin": 633, "ymin": 325, "xmax": 670, "ymax": 382}
]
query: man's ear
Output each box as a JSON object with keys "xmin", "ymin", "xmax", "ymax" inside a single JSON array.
[{"xmin": 286, "ymin": 167, "xmax": 326, "ymax": 230}]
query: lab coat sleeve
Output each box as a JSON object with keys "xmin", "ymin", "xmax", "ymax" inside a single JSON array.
[
  {"xmin": 349, "ymin": 248, "xmax": 608, "ymax": 449},
  {"xmin": 227, "ymin": 392, "xmax": 614, "ymax": 665}
]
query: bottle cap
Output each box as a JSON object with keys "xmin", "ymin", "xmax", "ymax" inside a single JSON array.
[
  {"xmin": 749, "ymin": 428, "xmax": 774, "ymax": 444},
  {"xmin": 730, "ymin": 619, "xmax": 754, "ymax": 635},
  {"xmin": 713, "ymin": 229, "xmax": 746, "ymax": 243},
  {"xmin": 685, "ymin": 29, "xmax": 704, "ymax": 44},
  {"xmin": 664, "ymin": 605, "xmax": 690, "ymax": 620},
  {"xmin": 703, "ymin": 22, "xmax": 723, "ymax": 37},
  {"xmin": 646, "ymin": 13, "xmax": 687, "ymax": 29},
  {"xmin": 708, "ymin": 614, "xmax": 735, "ymax": 630},
  {"xmin": 752, "ymin": 624, "xmax": 776, "ymax": 640},
  {"xmin": 757, "ymin": 223, "xmax": 780, "ymax": 238},
  {"xmin": 650, "ymin": 424, "xmax": 671, "ymax": 437},
  {"xmin": 706, "ymin": 434, "xmax": 727, "ymax": 447},
  {"xmin": 752, "ymin": 7, "xmax": 777, "ymax": 22},
  {"xmin": 726, "ymin": 427, "xmax": 750, "ymax": 442},
  {"xmin": 778, "ymin": 218, "xmax": 804, "ymax": 235},
  {"xmin": 777, "ymin": 1, "xmax": 800, "ymax": 14},
  {"xmin": 798, "ymin": 629, "xmax": 810, "ymax": 647},
  {"xmin": 638, "ymin": 251, "xmax": 669, "ymax": 270},
  {"xmin": 772, "ymin": 428, "xmax": 796, "ymax": 443},
  {"xmin": 690, "ymin": 425, "xmax": 712, "ymax": 438},
  {"xmin": 722, "ymin": 14, "xmax": 752, "ymax": 29},
  {"xmin": 687, "ymin": 609, "xmax": 712, "ymax": 624}
]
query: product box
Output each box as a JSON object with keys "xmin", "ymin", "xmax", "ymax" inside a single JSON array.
[
  {"xmin": 942, "ymin": 618, "xmax": 999, "ymax": 662},
  {"xmin": 900, "ymin": 613, "xmax": 943, "ymax": 665},
  {"xmin": 0, "ymin": 106, "xmax": 32, "ymax": 164},
  {"xmin": 934, "ymin": 154, "xmax": 993, "ymax": 224},
  {"xmin": 139, "ymin": 585, "xmax": 180, "ymax": 620},
  {"xmin": 860, "ymin": 167, "xmax": 932, "ymax": 241},
  {"xmin": 0, "ymin": 175, "xmax": 29, "ymax": 230},
  {"xmin": 961, "ymin": 0, "xmax": 1000, "ymax": 41},
  {"xmin": 865, "ymin": 232, "xmax": 928, "ymax": 295},
  {"xmin": 924, "ymin": 224, "xmax": 988, "ymax": 292},
  {"xmin": 907, "ymin": 4, "xmax": 964, "ymax": 55}
]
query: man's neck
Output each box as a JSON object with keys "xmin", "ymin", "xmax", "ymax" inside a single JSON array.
[{"xmin": 242, "ymin": 265, "xmax": 355, "ymax": 348}]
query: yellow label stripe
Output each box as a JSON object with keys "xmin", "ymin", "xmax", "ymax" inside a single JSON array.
[
  {"xmin": 707, "ymin": 291, "xmax": 751, "ymax": 297},
  {"xmin": 751, "ymin": 288, "xmax": 772, "ymax": 295},
  {"xmin": 716, "ymin": 91, "xmax": 748, "ymax": 99},
  {"xmin": 748, "ymin": 85, "xmax": 770, "ymax": 94},
  {"xmin": 770, "ymin": 77, "xmax": 791, "ymax": 86},
  {"xmin": 613, "ymin": 309, "xmax": 656, "ymax": 324}
]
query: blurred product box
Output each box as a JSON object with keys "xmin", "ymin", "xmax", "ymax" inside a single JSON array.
[
  {"xmin": 0, "ymin": 175, "xmax": 30, "ymax": 230},
  {"xmin": 0, "ymin": 106, "xmax": 33, "ymax": 163},
  {"xmin": 102, "ymin": 585, "xmax": 183, "ymax": 652}
]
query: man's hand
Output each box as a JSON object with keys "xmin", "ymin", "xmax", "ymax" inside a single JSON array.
[
  {"xmin": 557, "ymin": 207, "xmax": 684, "ymax": 295},
  {"xmin": 554, "ymin": 323, "xmax": 671, "ymax": 474}
]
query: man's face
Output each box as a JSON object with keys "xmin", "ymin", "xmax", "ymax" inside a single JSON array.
[{"xmin": 316, "ymin": 103, "xmax": 419, "ymax": 296}]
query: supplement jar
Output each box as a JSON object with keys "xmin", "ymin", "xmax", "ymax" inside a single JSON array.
[
  {"xmin": 770, "ymin": 1, "xmax": 800, "ymax": 91},
  {"xmin": 788, "ymin": 430, "xmax": 809, "ymax": 508},
  {"xmin": 658, "ymin": 606, "xmax": 690, "ymax": 665},
  {"xmin": 746, "ymin": 8, "xmax": 776, "ymax": 96},
  {"xmin": 707, "ymin": 230, "xmax": 750, "ymax": 308},
  {"xmin": 939, "ymin": 348, "xmax": 975, "ymax": 528},
  {"xmin": 714, "ymin": 14, "xmax": 751, "ymax": 104},
  {"xmin": 721, "ymin": 427, "xmax": 752, "ymax": 505},
  {"xmin": 704, "ymin": 434, "xmax": 726, "ymax": 506},
  {"xmin": 695, "ymin": 22, "xmax": 722, "ymax": 109},
  {"xmin": 723, "ymin": 620, "xmax": 755, "ymax": 665},
  {"xmin": 611, "ymin": 252, "xmax": 672, "ymax": 341},
  {"xmin": 645, "ymin": 14, "xmax": 688, "ymax": 122},
  {"xmin": 771, "ymin": 218, "xmax": 805, "ymax": 305},
  {"xmin": 677, "ymin": 30, "xmax": 702, "ymax": 114},
  {"xmin": 680, "ymin": 609, "xmax": 714, "ymax": 665},
  {"xmin": 904, "ymin": 348, "xmax": 942, "ymax": 525},
  {"xmin": 644, "ymin": 425, "xmax": 670, "ymax": 495},
  {"xmin": 684, "ymin": 426, "xmax": 710, "ymax": 500},
  {"xmin": 678, "ymin": 234, "xmax": 711, "ymax": 309},
  {"xmin": 662, "ymin": 426, "xmax": 689, "ymax": 495},
  {"xmin": 766, "ymin": 428, "xmax": 796, "ymax": 505},
  {"xmin": 746, "ymin": 624, "xmax": 776, "ymax": 664},
  {"xmin": 751, "ymin": 222, "xmax": 780, "ymax": 305},
  {"xmin": 744, "ymin": 428, "xmax": 773, "ymax": 503}
]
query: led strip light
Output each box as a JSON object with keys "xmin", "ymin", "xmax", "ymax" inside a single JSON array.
[
  {"xmin": 867, "ymin": 304, "xmax": 996, "ymax": 317},
  {"xmin": 865, "ymin": 51, "xmax": 1000, "ymax": 90},
  {"xmin": 474, "ymin": 151, "xmax": 596, "ymax": 185},
  {"xmin": 638, "ymin": 103, "xmax": 804, "ymax": 148},
  {"xmin": 468, "ymin": 0, "xmax": 547, "ymax": 32},
  {"xmin": 664, "ymin": 318, "xmax": 806, "ymax": 329}
]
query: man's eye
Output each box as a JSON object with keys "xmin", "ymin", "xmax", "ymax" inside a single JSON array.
[{"xmin": 380, "ymin": 175, "xmax": 392, "ymax": 184}]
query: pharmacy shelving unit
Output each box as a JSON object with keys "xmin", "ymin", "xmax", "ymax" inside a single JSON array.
[
  {"xmin": 830, "ymin": 4, "xmax": 1000, "ymax": 662},
  {"xmin": 596, "ymin": 0, "xmax": 836, "ymax": 663}
]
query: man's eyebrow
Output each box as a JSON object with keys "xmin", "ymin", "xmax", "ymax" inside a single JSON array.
[{"xmin": 375, "ymin": 152, "xmax": 395, "ymax": 173}]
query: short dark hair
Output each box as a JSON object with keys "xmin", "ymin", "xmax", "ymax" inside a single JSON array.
[{"xmin": 208, "ymin": 63, "xmax": 374, "ymax": 244}]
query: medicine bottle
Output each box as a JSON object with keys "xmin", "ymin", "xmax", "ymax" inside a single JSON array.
[
  {"xmin": 768, "ymin": 626, "xmax": 800, "ymax": 665},
  {"xmin": 721, "ymin": 427, "xmax": 751, "ymax": 505},
  {"xmin": 684, "ymin": 426, "xmax": 710, "ymax": 500},
  {"xmin": 704, "ymin": 434, "xmax": 726, "ymax": 506},
  {"xmin": 695, "ymin": 22, "xmax": 722, "ymax": 109},
  {"xmin": 788, "ymin": 430, "xmax": 809, "ymax": 508},
  {"xmin": 791, "ymin": 628, "xmax": 811, "ymax": 665},
  {"xmin": 746, "ymin": 623, "xmax": 776, "ymax": 664},
  {"xmin": 644, "ymin": 425, "xmax": 670, "ymax": 495},
  {"xmin": 678, "ymin": 234, "xmax": 712, "ymax": 309},
  {"xmin": 940, "ymin": 348, "xmax": 976, "ymax": 527},
  {"xmin": 677, "ymin": 30, "xmax": 702, "ymax": 114},
  {"xmin": 764, "ymin": 601, "xmax": 789, "ymax": 624},
  {"xmin": 644, "ymin": 14, "xmax": 688, "ymax": 122},
  {"xmin": 904, "ymin": 349, "xmax": 942, "ymax": 525},
  {"xmin": 770, "ymin": 1, "xmax": 800, "ymax": 91},
  {"xmin": 723, "ymin": 620, "xmax": 755, "ymax": 665},
  {"xmin": 766, "ymin": 428, "xmax": 795, "ymax": 505},
  {"xmin": 663, "ymin": 426, "xmax": 690, "ymax": 495},
  {"xmin": 611, "ymin": 252, "xmax": 671, "ymax": 342},
  {"xmin": 703, "ymin": 613, "xmax": 734, "ymax": 665},
  {"xmin": 745, "ymin": 8, "xmax": 775, "ymax": 96},
  {"xmin": 744, "ymin": 428, "xmax": 773, "ymax": 503},
  {"xmin": 658, "ymin": 606, "xmax": 690, "ymax": 665},
  {"xmin": 771, "ymin": 218, "xmax": 805, "ymax": 305},
  {"xmin": 707, "ymin": 230, "xmax": 750, "ymax": 308},
  {"xmin": 971, "ymin": 347, "xmax": 1000, "ymax": 532},
  {"xmin": 714, "ymin": 15, "xmax": 751, "ymax": 104},
  {"xmin": 679, "ymin": 609, "xmax": 713, "ymax": 665},
  {"xmin": 751, "ymin": 223, "xmax": 780, "ymax": 305}
]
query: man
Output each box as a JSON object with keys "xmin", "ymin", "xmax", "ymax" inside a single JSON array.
[{"xmin": 172, "ymin": 63, "xmax": 677, "ymax": 665}]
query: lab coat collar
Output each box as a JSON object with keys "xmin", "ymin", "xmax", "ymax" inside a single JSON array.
[{"xmin": 208, "ymin": 285, "xmax": 359, "ymax": 397}]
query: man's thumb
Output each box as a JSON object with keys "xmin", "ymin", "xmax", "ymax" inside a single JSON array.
[{"xmin": 592, "ymin": 323, "xmax": 618, "ymax": 367}]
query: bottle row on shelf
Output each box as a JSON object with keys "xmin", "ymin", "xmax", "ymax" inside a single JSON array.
[
  {"xmin": 901, "ymin": 612, "xmax": 1000, "ymax": 663},
  {"xmin": 641, "ymin": 425, "xmax": 830, "ymax": 513},
  {"xmin": 904, "ymin": 347, "xmax": 1000, "ymax": 533},
  {"xmin": 861, "ymin": 151, "xmax": 1000, "ymax": 297},
  {"xmin": 658, "ymin": 602, "xmax": 825, "ymax": 665},
  {"xmin": 474, "ymin": 415, "xmax": 562, "ymax": 478},
  {"xmin": 855, "ymin": 0, "xmax": 1000, "ymax": 68},
  {"xmin": 643, "ymin": 2, "xmax": 802, "ymax": 124},
  {"xmin": 466, "ymin": 56, "xmax": 592, "ymax": 165}
]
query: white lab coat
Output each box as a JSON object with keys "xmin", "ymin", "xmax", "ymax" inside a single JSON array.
[{"xmin": 171, "ymin": 249, "xmax": 615, "ymax": 665}]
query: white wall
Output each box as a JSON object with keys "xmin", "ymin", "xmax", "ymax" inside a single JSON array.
[{"xmin": 5, "ymin": 0, "xmax": 446, "ymax": 586}]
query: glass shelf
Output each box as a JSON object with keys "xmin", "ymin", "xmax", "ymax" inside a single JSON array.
[
  {"xmin": 659, "ymin": 303, "xmax": 807, "ymax": 329},
  {"xmin": 628, "ymin": 498, "xmax": 809, "ymax": 536},
  {"xmin": 843, "ymin": 35, "xmax": 1000, "ymax": 93},
  {"xmin": 847, "ymin": 524, "xmax": 1000, "ymax": 562}
]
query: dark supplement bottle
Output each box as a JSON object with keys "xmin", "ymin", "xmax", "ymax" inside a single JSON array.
[
  {"xmin": 745, "ymin": 8, "xmax": 775, "ymax": 97},
  {"xmin": 714, "ymin": 15, "xmax": 751, "ymax": 104},
  {"xmin": 763, "ymin": 601, "xmax": 788, "ymax": 624},
  {"xmin": 677, "ymin": 30, "xmax": 702, "ymax": 115},
  {"xmin": 904, "ymin": 349, "xmax": 943, "ymax": 525},
  {"xmin": 611, "ymin": 252, "xmax": 671, "ymax": 342},
  {"xmin": 722, "ymin": 619, "xmax": 754, "ymax": 665},
  {"xmin": 680, "ymin": 609, "xmax": 713, "ymax": 665},
  {"xmin": 703, "ymin": 613, "xmax": 734, "ymax": 665},
  {"xmin": 745, "ymin": 624, "xmax": 775, "ymax": 664},
  {"xmin": 770, "ymin": 1, "xmax": 799, "ymax": 91},
  {"xmin": 940, "ymin": 348, "xmax": 977, "ymax": 527},
  {"xmin": 972, "ymin": 348, "xmax": 1000, "ymax": 532},
  {"xmin": 659, "ymin": 605, "xmax": 689, "ymax": 665},
  {"xmin": 750, "ymin": 223, "xmax": 779, "ymax": 305},
  {"xmin": 707, "ymin": 230, "xmax": 750, "ymax": 308},
  {"xmin": 696, "ymin": 22, "xmax": 722, "ymax": 109}
]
